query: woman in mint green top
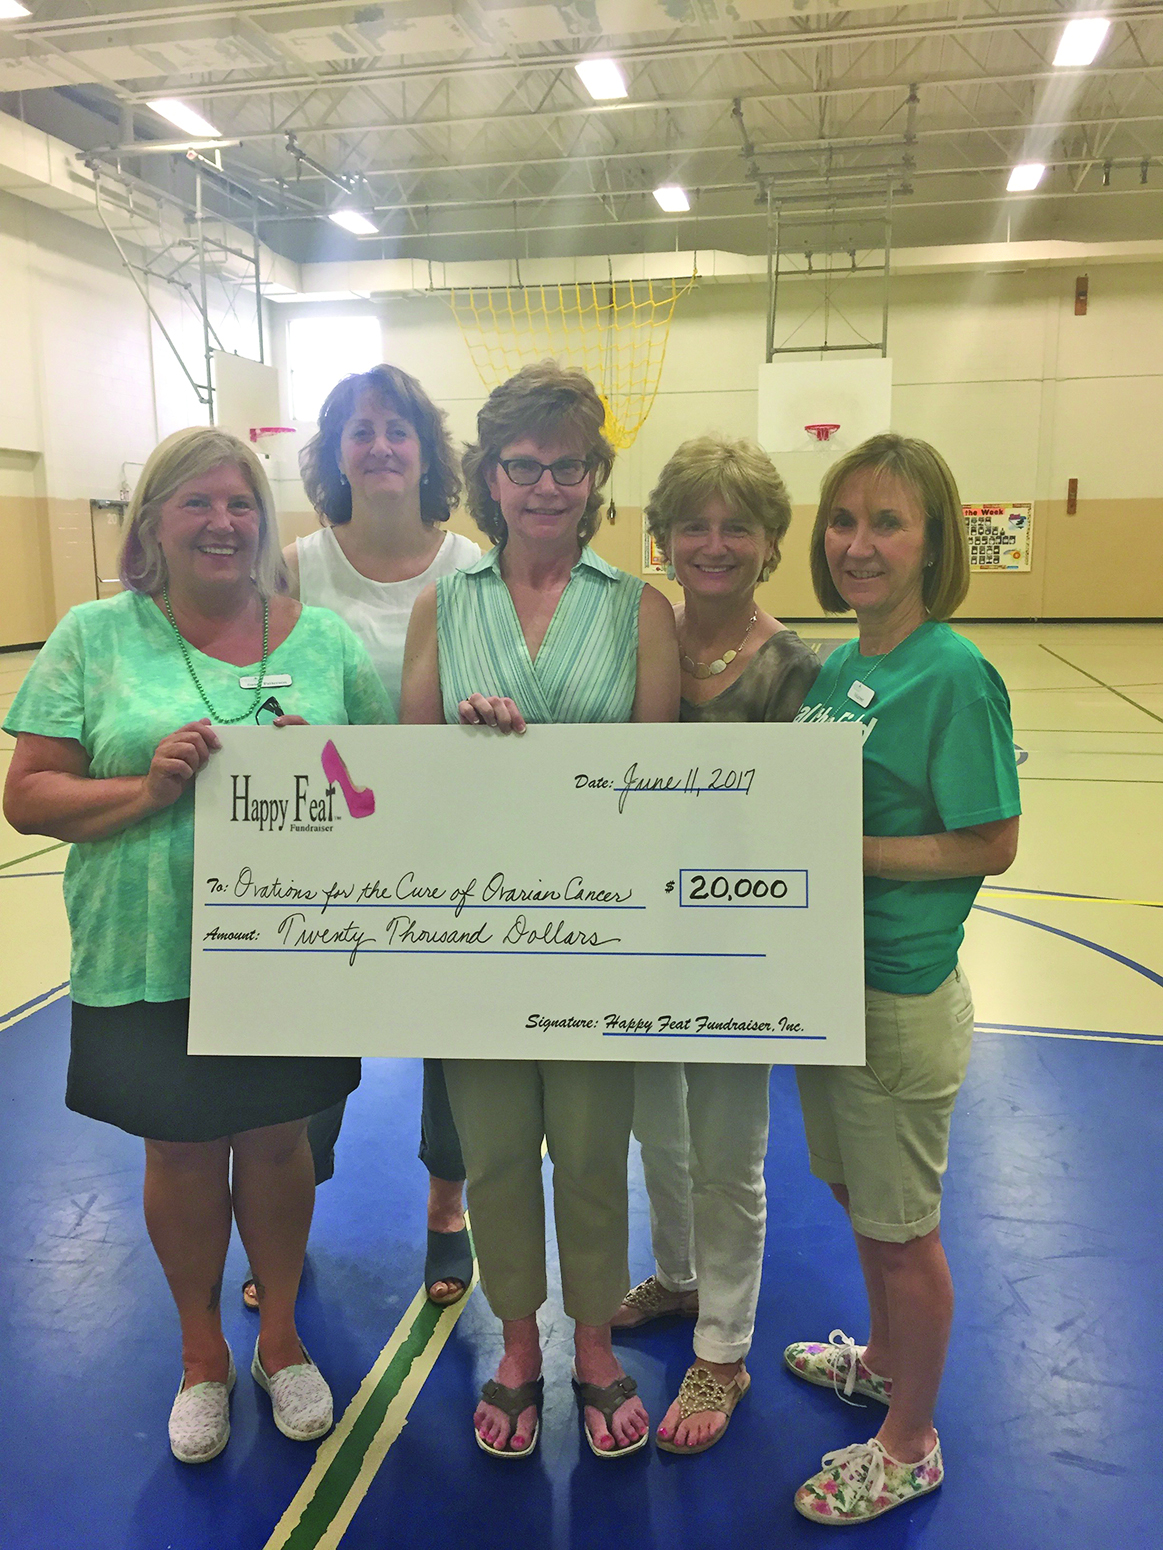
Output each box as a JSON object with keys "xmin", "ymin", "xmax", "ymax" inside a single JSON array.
[
  {"xmin": 401, "ymin": 361, "xmax": 679, "ymax": 1461},
  {"xmin": 782, "ymin": 435, "xmax": 1021, "ymax": 1527},
  {"xmin": 3, "ymin": 428, "xmax": 391, "ymax": 1468}
]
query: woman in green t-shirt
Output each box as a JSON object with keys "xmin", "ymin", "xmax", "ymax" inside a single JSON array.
[
  {"xmin": 3, "ymin": 427, "xmax": 392, "ymax": 1468},
  {"xmin": 784, "ymin": 435, "xmax": 1021, "ymax": 1526}
]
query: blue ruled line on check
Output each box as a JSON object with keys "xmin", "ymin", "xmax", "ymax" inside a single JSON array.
[
  {"xmin": 203, "ymin": 903, "xmax": 646, "ymax": 910},
  {"xmin": 200, "ymin": 948, "xmax": 764, "ymax": 958}
]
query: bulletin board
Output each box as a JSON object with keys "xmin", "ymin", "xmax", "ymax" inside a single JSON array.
[
  {"xmin": 642, "ymin": 519, "xmax": 667, "ymax": 574},
  {"xmin": 963, "ymin": 504, "xmax": 1033, "ymax": 572}
]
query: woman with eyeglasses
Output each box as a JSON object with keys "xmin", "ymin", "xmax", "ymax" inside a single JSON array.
[
  {"xmin": 400, "ymin": 360, "xmax": 679, "ymax": 1460},
  {"xmin": 280, "ymin": 364, "xmax": 480, "ymax": 1312},
  {"xmin": 2, "ymin": 427, "xmax": 392, "ymax": 1466}
]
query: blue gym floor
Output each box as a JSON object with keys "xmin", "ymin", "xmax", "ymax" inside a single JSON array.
[
  {"xmin": 2, "ymin": 622, "xmax": 1161, "ymax": 1548},
  {"xmin": 2, "ymin": 998, "xmax": 1161, "ymax": 1549}
]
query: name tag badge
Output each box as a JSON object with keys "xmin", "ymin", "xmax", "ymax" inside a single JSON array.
[
  {"xmin": 239, "ymin": 673, "xmax": 293, "ymax": 690},
  {"xmin": 847, "ymin": 679, "xmax": 875, "ymax": 708}
]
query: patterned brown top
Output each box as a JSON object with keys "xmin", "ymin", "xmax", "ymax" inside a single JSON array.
[{"xmin": 679, "ymin": 628, "xmax": 821, "ymax": 724}]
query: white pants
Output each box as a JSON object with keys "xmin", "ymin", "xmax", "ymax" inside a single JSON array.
[{"xmin": 632, "ymin": 1062, "xmax": 770, "ymax": 1364}]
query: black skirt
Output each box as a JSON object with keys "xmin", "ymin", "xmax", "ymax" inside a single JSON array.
[{"xmin": 67, "ymin": 999, "xmax": 361, "ymax": 1143}]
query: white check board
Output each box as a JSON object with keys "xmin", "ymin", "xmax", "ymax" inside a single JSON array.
[{"xmin": 189, "ymin": 723, "xmax": 865, "ymax": 1064}]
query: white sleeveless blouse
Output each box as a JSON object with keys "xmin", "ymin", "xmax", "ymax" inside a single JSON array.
[{"xmin": 296, "ymin": 525, "xmax": 481, "ymax": 714}]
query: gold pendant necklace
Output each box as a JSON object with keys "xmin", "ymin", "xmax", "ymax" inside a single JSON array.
[{"xmin": 679, "ymin": 609, "xmax": 757, "ymax": 680}]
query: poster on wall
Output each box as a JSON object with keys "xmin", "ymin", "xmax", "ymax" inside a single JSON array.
[
  {"xmin": 963, "ymin": 503, "xmax": 1033, "ymax": 571},
  {"xmin": 642, "ymin": 518, "xmax": 667, "ymax": 574}
]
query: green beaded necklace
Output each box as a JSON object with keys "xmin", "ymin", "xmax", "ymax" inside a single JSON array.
[{"xmin": 161, "ymin": 585, "xmax": 271, "ymax": 725}]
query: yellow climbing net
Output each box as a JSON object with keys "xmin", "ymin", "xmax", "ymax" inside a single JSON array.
[{"xmin": 448, "ymin": 274, "xmax": 697, "ymax": 449}]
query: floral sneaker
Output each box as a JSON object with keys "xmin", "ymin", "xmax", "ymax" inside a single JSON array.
[
  {"xmin": 795, "ymin": 1434, "xmax": 943, "ymax": 1525},
  {"xmin": 783, "ymin": 1330, "xmax": 892, "ymax": 1405}
]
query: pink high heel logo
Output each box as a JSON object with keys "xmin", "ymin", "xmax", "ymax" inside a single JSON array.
[{"xmin": 321, "ymin": 739, "xmax": 376, "ymax": 819}]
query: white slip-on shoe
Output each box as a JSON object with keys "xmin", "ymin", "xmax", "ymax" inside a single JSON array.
[
  {"xmin": 169, "ymin": 1349, "xmax": 236, "ymax": 1464},
  {"xmin": 252, "ymin": 1339, "xmax": 333, "ymax": 1441}
]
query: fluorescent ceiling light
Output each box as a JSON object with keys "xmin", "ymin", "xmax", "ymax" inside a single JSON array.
[
  {"xmin": 1007, "ymin": 163, "xmax": 1045, "ymax": 193},
  {"xmin": 328, "ymin": 208, "xmax": 379, "ymax": 236},
  {"xmin": 575, "ymin": 58, "xmax": 628, "ymax": 100},
  {"xmin": 653, "ymin": 184, "xmax": 690, "ymax": 212},
  {"xmin": 147, "ymin": 99, "xmax": 221, "ymax": 139},
  {"xmin": 0, "ymin": 1, "xmax": 32, "ymax": 16},
  {"xmin": 1053, "ymin": 18, "xmax": 1110, "ymax": 68}
]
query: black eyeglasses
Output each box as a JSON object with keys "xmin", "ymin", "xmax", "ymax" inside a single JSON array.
[
  {"xmin": 498, "ymin": 456, "xmax": 593, "ymax": 488},
  {"xmin": 254, "ymin": 695, "xmax": 285, "ymax": 726}
]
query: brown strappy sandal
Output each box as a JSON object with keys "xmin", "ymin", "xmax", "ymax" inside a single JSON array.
[
  {"xmin": 571, "ymin": 1369, "xmax": 649, "ymax": 1459},
  {"xmin": 475, "ymin": 1375, "xmax": 543, "ymax": 1459}
]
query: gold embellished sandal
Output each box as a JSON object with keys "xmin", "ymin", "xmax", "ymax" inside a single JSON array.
[
  {"xmin": 656, "ymin": 1362, "xmax": 750, "ymax": 1455},
  {"xmin": 611, "ymin": 1275, "xmax": 699, "ymax": 1329}
]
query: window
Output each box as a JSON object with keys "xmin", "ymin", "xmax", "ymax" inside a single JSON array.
[{"xmin": 287, "ymin": 313, "xmax": 382, "ymax": 423}]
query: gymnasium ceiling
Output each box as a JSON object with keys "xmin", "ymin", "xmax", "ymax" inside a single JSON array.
[{"xmin": 1, "ymin": 0, "xmax": 1161, "ymax": 263}]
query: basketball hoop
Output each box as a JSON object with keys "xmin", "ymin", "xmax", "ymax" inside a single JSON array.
[{"xmin": 805, "ymin": 423, "xmax": 841, "ymax": 443}]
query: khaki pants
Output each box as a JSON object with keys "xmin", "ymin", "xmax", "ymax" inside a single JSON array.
[
  {"xmin": 442, "ymin": 1059, "xmax": 635, "ymax": 1325},
  {"xmin": 795, "ymin": 966, "xmax": 974, "ymax": 1243}
]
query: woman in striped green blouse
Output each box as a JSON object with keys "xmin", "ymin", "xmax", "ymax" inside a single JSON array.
[{"xmin": 401, "ymin": 362, "xmax": 678, "ymax": 1460}]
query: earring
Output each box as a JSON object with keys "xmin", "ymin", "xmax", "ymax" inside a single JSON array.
[
  {"xmin": 421, "ymin": 472, "xmax": 429, "ymax": 487},
  {"xmin": 665, "ymin": 562, "xmax": 676, "ymax": 582},
  {"xmin": 759, "ymin": 563, "xmax": 773, "ymax": 583},
  {"xmin": 339, "ymin": 471, "xmax": 349, "ymax": 487}
]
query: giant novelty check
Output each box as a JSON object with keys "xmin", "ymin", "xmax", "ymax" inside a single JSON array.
[{"xmin": 189, "ymin": 723, "xmax": 865, "ymax": 1063}]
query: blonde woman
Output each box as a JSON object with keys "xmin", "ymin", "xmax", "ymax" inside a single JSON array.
[
  {"xmin": 612, "ymin": 436, "xmax": 819, "ymax": 1453},
  {"xmin": 788, "ymin": 433, "xmax": 1020, "ymax": 1524},
  {"xmin": 3, "ymin": 428, "xmax": 391, "ymax": 1464}
]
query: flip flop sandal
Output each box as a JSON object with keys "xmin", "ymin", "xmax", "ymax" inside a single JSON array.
[
  {"xmin": 425, "ymin": 1227, "xmax": 474, "ymax": 1306},
  {"xmin": 571, "ymin": 1369, "xmax": 649, "ymax": 1460},
  {"xmin": 475, "ymin": 1376, "xmax": 543, "ymax": 1459},
  {"xmin": 656, "ymin": 1362, "xmax": 751, "ymax": 1455}
]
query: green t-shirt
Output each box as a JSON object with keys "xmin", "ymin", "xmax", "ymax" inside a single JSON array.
[
  {"xmin": 4, "ymin": 591, "xmax": 394, "ymax": 1006},
  {"xmin": 794, "ymin": 621, "xmax": 1021, "ymax": 994}
]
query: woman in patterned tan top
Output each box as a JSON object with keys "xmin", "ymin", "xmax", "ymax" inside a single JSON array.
[{"xmin": 611, "ymin": 435, "xmax": 819, "ymax": 1454}]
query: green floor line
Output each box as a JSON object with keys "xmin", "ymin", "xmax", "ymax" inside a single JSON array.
[
  {"xmin": 0, "ymin": 841, "xmax": 67, "ymax": 873},
  {"xmin": 278, "ymin": 1298, "xmax": 444, "ymax": 1550},
  {"xmin": 1038, "ymin": 645, "xmax": 1163, "ymax": 726}
]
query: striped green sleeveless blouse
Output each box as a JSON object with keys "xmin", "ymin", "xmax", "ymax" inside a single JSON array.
[{"xmin": 435, "ymin": 546, "xmax": 644, "ymax": 724}]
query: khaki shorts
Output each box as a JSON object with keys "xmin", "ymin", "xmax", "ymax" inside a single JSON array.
[{"xmin": 795, "ymin": 966, "xmax": 974, "ymax": 1243}]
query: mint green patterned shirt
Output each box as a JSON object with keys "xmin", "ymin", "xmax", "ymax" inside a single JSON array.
[
  {"xmin": 435, "ymin": 546, "xmax": 644, "ymax": 724},
  {"xmin": 4, "ymin": 591, "xmax": 393, "ymax": 1006}
]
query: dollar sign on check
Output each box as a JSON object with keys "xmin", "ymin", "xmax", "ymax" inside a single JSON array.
[{"xmin": 665, "ymin": 880, "xmax": 675, "ymax": 894}]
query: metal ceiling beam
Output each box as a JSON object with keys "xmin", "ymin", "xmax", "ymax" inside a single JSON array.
[
  {"xmin": 93, "ymin": 63, "xmax": 1163, "ymax": 150},
  {"xmin": 249, "ymin": 149, "xmax": 1159, "ymax": 226},
  {"xmin": 16, "ymin": 0, "xmax": 1163, "ymax": 63},
  {"xmin": 258, "ymin": 174, "xmax": 1162, "ymax": 247}
]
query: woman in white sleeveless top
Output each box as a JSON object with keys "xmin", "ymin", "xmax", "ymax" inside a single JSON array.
[{"xmin": 274, "ymin": 364, "xmax": 479, "ymax": 1309}]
